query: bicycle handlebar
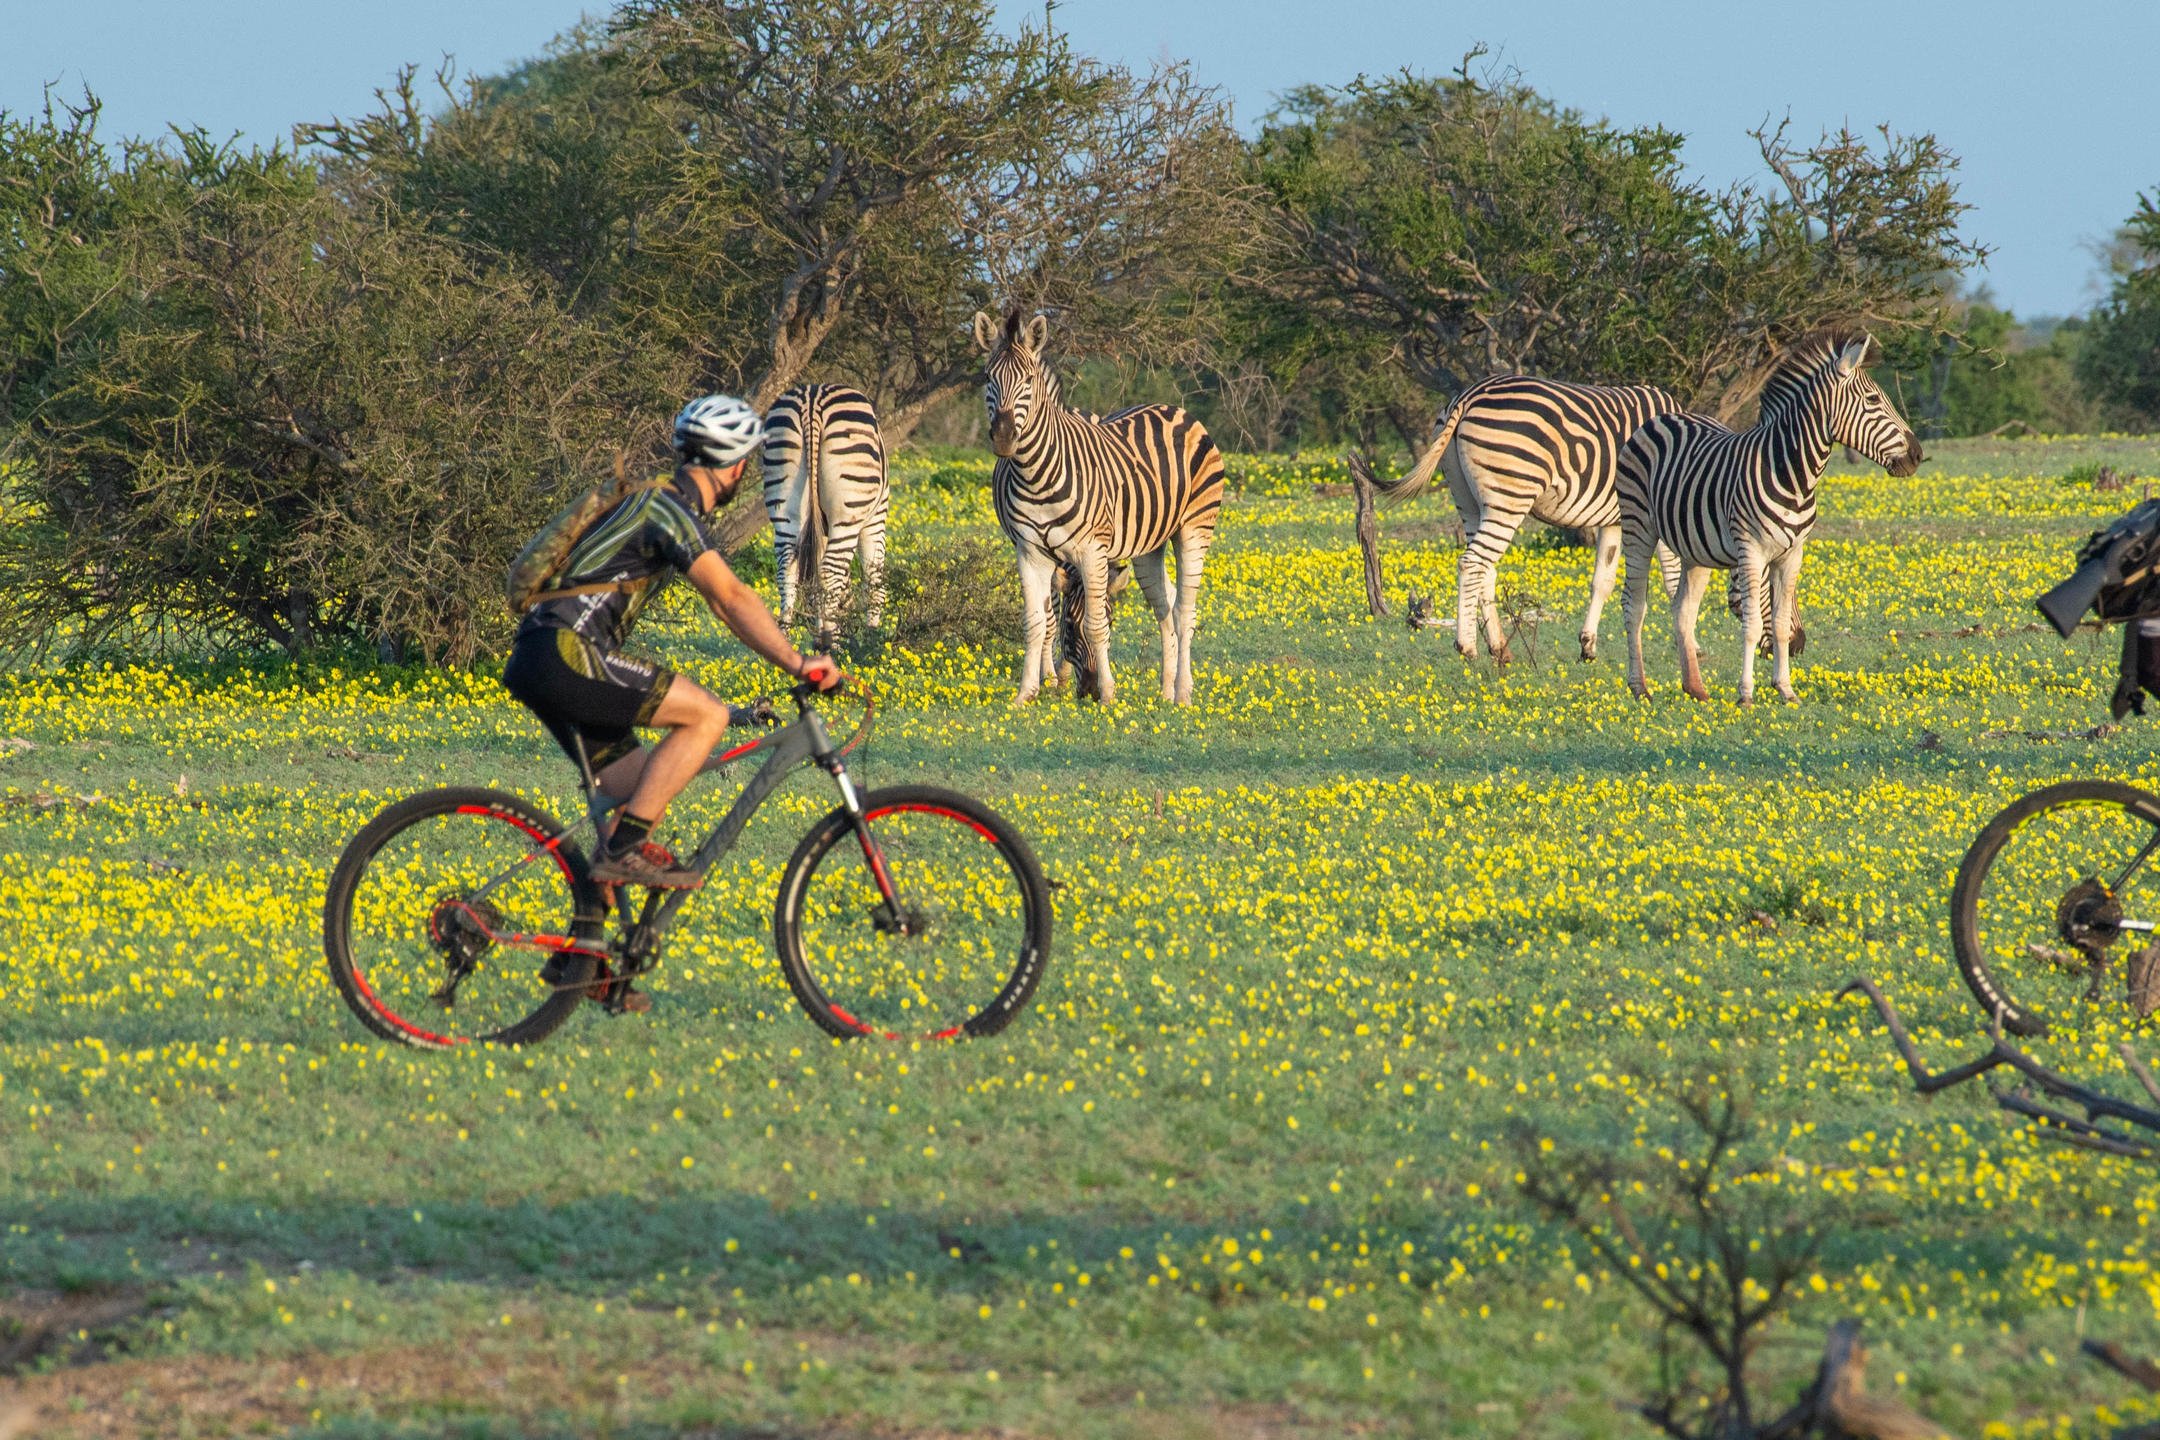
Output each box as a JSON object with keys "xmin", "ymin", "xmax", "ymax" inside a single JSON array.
[{"xmin": 785, "ymin": 675, "xmax": 875, "ymax": 758}]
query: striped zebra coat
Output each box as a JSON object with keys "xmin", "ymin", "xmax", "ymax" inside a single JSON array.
[
  {"xmin": 1617, "ymin": 332, "xmax": 1922, "ymax": 705},
  {"xmin": 1371, "ymin": 377, "xmax": 1687, "ymax": 663},
  {"xmin": 973, "ymin": 309, "xmax": 1225, "ymax": 705},
  {"xmin": 760, "ymin": 383, "xmax": 888, "ymax": 646}
]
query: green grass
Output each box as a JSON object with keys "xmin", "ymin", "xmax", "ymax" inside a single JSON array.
[{"xmin": 3, "ymin": 437, "xmax": 2160, "ymax": 1437}]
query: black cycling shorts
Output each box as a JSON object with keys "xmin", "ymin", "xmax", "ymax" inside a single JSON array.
[{"xmin": 502, "ymin": 626, "xmax": 676, "ymax": 773}]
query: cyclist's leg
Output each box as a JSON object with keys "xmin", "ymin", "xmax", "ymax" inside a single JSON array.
[
  {"xmin": 616, "ymin": 675, "xmax": 731, "ymax": 829},
  {"xmin": 503, "ymin": 628, "xmax": 652, "ymax": 795}
]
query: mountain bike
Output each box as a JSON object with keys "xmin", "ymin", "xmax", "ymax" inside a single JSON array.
[
  {"xmin": 321, "ymin": 682, "xmax": 1053, "ymax": 1049},
  {"xmin": 1949, "ymin": 501, "xmax": 2160, "ymax": 1036}
]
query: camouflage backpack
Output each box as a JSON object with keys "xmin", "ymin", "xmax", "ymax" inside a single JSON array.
[{"xmin": 504, "ymin": 456, "xmax": 670, "ymax": 617}]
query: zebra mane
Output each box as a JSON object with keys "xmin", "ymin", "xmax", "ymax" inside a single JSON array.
[
  {"xmin": 1760, "ymin": 328, "xmax": 1875, "ymax": 414},
  {"xmin": 993, "ymin": 307, "xmax": 1031, "ymax": 357}
]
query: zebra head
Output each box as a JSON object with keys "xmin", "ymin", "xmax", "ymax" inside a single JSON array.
[
  {"xmin": 1820, "ymin": 336, "xmax": 1924, "ymax": 478},
  {"xmin": 973, "ymin": 308, "xmax": 1052, "ymax": 459}
]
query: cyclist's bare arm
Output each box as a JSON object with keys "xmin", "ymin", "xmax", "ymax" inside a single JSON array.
[{"xmin": 686, "ymin": 552, "xmax": 843, "ymax": 689}]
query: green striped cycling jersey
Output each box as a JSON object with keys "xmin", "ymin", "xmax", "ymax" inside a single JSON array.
[{"xmin": 516, "ymin": 473, "xmax": 720, "ymax": 651}]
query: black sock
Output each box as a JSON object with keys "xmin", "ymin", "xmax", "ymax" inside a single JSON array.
[{"xmin": 607, "ymin": 812, "xmax": 654, "ymax": 860}]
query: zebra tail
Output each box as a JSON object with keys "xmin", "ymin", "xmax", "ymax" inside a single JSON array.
[
  {"xmin": 1368, "ymin": 399, "xmax": 1464, "ymax": 509},
  {"xmin": 796, "ymin": 404, "xmax": 827, "ymax": 611}
]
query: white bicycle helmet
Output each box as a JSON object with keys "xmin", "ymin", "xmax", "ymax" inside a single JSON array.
[{"xmin": 672, "ymin": 393, "xmax": 761, "ymax": 467}]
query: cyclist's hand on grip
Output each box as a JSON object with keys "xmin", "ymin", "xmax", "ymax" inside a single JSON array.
[{"xmin": 797, "ymin": 654, "xmax": 846, "ymax": 693}]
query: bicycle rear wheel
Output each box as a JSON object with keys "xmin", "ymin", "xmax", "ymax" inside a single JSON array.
[
  {"xmin": 773, "ymin": 784, "xmax": 1052, "ymax": 1040},
  {"xmin": 323, "ymin": 787, "xmax": 603, "ymax": 1049},
  {"xmin": 1950, "ymin": 778, "xmax": 2160, "ymax": 1036}
]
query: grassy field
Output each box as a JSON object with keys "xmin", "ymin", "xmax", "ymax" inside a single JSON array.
[{"xmin": 6, "ymin": 434, "xmax": 2160, "ymax": 1437}]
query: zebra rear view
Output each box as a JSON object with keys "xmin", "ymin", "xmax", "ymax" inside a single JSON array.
[
  {"xmin": 761, "ymin": 384, "xmax": 889, "ymax": 648},
  {"xmin": 1364, "ymin": 376, "xmax": 1686, "ymax": 663},
  {"xmin": 974, "ymin": 308, "xmax": 1225, "ymax": 705}
]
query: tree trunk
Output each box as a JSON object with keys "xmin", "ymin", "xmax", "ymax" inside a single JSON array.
[
  {"xmin": 882, "ymin": 378, "xmax": 975, "ymax": 450},
  {"xmin": 711, "ymin": 495, "xmax": 769, "ymax": 557}
]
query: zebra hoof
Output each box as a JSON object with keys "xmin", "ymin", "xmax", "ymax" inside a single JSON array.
[
  {"xmin": 1683, "ymin": 683, "xmax": 1710, "ymax": 703},
  {"xmin": 1776, "ymin": 685, "xmax": 1798, "ymax": 704},
  {"xmin": 1578, "ymin": 636, "xmax": 1598, "ymax": 663},
  {"xmin": 1628, "ymin": 680, "xmax": 1652, "ymax": 700},
  {"xmin": 1491, "ymin": 646, "xmax": 1513, "ymax": 669}
]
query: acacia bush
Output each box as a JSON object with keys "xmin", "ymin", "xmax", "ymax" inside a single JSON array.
[{"xmin": 0, "ymin": 111, "xmax": 675, "ymax": 663}]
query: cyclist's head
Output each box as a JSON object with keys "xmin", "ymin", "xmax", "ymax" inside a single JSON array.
[{"xmin": 673, "ymin": 394, "xmax": 761, "ymax": 475}]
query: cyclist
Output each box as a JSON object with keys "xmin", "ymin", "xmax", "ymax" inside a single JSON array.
[{"xmin": 503, "ymin": 394, "xmax": 844, "ymax": 892}]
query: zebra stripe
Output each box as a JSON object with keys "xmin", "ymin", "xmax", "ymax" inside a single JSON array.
[
  {"xmin": 761, "ymin": 383, "xmax": 889, "ymax": 645},
  {"xmin": 1617, "ymin": 331, "xmax": 1923, "ymax": 704},
  {"xmin": 973, "ymin": 309, "xmax": 1225, "ymax": 706},
  {"xmin": 1371, "ymin": 376, "xmax": 1686, "ymax": 663}
]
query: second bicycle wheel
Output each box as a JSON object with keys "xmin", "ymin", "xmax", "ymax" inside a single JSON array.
[
  {"xmin": 1950, "ymin": 778, "xmax": 2160, "ymax": 1036},
  {"xmin": 773, "ymin": 784, "xmax": 1052, "ymax": 1040}
]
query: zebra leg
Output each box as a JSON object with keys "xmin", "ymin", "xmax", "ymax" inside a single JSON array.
[
  {"xmin": 772, "ymin": 532, "xmax": 798, "ymax": 628},
  {"xmin": 1770, "ymin": 541, "xmax": 1806, "ymax": 703},
  {"xmin": 1169, "ymin": 528, "xmax": 1213, "ymax": 706},
  {"xmin": 1079, "ymin": 549, "xmax": 1117, "ymax": 706},
  {"xmin": 1444, "ymin": 452, "xmax": 1489, "ymax": 661},
  {"xmin": 1671, "ymin": 565, "xmax": 1715, "ymax": 702},
  {"xmin": 1654, "ymin": 542, "xmax": 1681, "ymax": 602},
  {"xmin": 1129, "ymin": 550, "xmax": 1176, "ymax": 702},
  {"xmin": 1622, "ymin": 534, "xmax": 1656, "ymax": 698},
  {"xmin": 859, "ymin": 503, "xmax": 888, "ymax": 629},
  {"xmin": 816, "ymin": 539, "xmax": 853, "ymax": 651},
  {"xmin": 1014, "ymin": 547, "xmax": 1056, "ymax": 704},
  {"xmin": 1580, "ymin": 523, "xmax": 1624, "ymax": 662},
  {"xmin": 1734, "ymin": 548, "xmax": 1766, "ymax": 707}
]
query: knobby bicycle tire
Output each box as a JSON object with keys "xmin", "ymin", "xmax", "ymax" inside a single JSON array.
[
  {"xmin": 323, "ymin": 786, "xmax": 604, "ymax": 1049},
  {"xmin": 772, "ymin": 784, "xmax": 1052, "ymax": 1040},
  {"xmin": 1950, "ymin": 777, "xmax": 2160, "ymax": 1037}
]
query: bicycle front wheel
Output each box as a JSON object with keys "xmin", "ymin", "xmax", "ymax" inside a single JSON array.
[
  {"xmin": 774, "ymin": 785, "xmax": 1052, "ymax": 1040},
  {"xmin": 323, "ymin": 787, "xmax": 604, "ymax": 1049},
  {"xmin": 1950, "ymin": 779, "xmax": 2160, "ymax": 1037}
]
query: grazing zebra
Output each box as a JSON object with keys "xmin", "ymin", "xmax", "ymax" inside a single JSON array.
[
  {"xmin": 760, "ymin": 383, "xmax": 889, "ymax": 646},
  {"xmin": 1363, "ymin": 377, "xmax": 1688, "ymax": 663},
  {"xmin": 973, "ymin": 308, "xmax": 1225, "ymax": 705},
  {"xmin": 1617, "ymin": 331, "xmax": 1922, "ymax": 705}
]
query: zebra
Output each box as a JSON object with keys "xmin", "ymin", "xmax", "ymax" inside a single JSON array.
[
  {"xmin": 760, "ymin": 383, "xmax": 889, "ymax": 647},
  {"xmin": 973, "ymin": 308, "xmax": 1225, "ymax": 705},
  {"xmin": 1362, "ymin": 376, "xmax": 1689, "ymax": 663},
  {"xmin": 1617, "ymin": 331, "xmax": 1922, "ymax": 705}
]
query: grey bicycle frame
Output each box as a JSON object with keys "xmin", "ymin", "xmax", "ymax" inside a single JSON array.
[{"xmin": 637, "ymin": 703, "xmax": 861, "ymax": 938}]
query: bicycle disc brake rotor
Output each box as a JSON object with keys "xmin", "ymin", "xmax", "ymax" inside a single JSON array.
[{"xmin": 2056, "ymin": 877, "xmax": 2124, "ymax": 950}]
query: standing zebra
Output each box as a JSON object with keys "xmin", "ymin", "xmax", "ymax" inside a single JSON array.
[
  {"xmin": 1617, "ymin": 331, "xmax": 1921, "ymax": 705},
  {"xmin": 761, "ymin": 383, "xmax": 889, "ymax": 647},
  {"xmin": 1363, "ymin": 377, "xmax": 1688, "ymax": 663},
  {"xmin": 973, "ymin": 309, "xmax": 1225, "ymax": 705}
]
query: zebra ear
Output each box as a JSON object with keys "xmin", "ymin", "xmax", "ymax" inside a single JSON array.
[
  {"xmin": 972, "ymin": 311, "xmax": 997, "ymax": 353},
  {"xmin": 1024, "ymin": 313, "xmax": 1049, "ymax": 354},
  {"xmin": 1836, "ymin": 337, "xmax": 1870, "ymax": 377}
]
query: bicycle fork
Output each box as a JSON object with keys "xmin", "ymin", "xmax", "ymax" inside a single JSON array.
[{"xmin": 825, "ymin": 756, "xmax": 913, "ymax": 935}]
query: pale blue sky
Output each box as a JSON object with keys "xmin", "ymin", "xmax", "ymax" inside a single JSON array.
[{"xmin": 5, "ymin": 0, "xmax": 2152, "ymax": 318}]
